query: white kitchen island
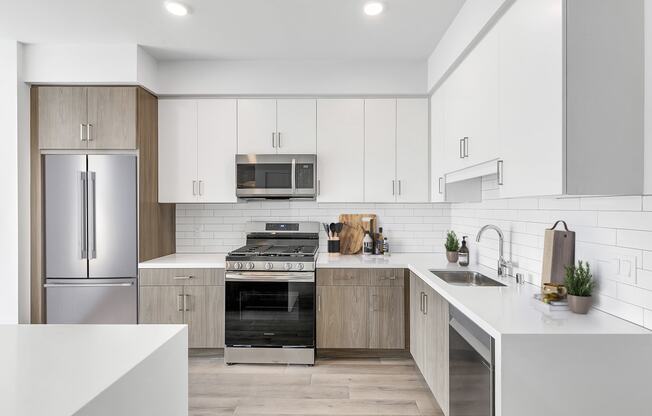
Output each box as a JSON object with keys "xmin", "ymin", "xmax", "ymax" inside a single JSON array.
[{"xmin": 0, "ymin": 324, "xmax": 187, "ymax": 416}]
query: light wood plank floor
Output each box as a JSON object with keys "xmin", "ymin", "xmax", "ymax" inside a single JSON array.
[{"xmin": 189, "ymin": 351, "xmax": 444, "ymax": 416}]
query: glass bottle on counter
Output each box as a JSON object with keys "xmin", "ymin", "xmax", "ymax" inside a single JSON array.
[
  {"xmin": 458, "ymin": 236, "xmax": 469, "ymax": 266},
  {"xmin": 374, "ymin": 227, "xmax": 384, "ymax": 255},
  {"xmin": 363, "ymin": 231, "xmax": 374, "ymax": 255}
]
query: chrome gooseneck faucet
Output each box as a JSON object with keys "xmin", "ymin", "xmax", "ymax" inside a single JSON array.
[{"xmin": 476, "ymin": 224, "xmax": 513, "ymax": 278}]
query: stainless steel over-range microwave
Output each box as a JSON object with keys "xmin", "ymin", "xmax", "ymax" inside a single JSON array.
[{"xmin": 235, "ymin": 154, "xmax": 317, "ymax": 199}]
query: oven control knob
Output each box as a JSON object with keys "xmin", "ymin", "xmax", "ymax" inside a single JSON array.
[
  {"xmin": 233, "ymin": 262, "xmax": 243, "ymax": 270},
  {"xmin": 264, "ymin": 262, "xmax": 274, "ymax": 270},
  {"xmin": 296, "ymin": 263, "xmax": 305, "ymax": 271},
  {"xmin": 284, "ymin": 263, "xmax": 292, "ymax": 270},
  {"xmin": 246, "ymin": 262, "xmax": 255, "ymax": 270}
]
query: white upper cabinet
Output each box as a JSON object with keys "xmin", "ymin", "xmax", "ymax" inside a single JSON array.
[
  {"xmin": 317, "ymin": 99, "xmax": 365, "ymax": 202},
  {"xmin": 197, "ymin": 100, "xmax": 238, "ymax": 203},
  {"xmin": 497, "ymin": 0, "xmax": 563, "ymax": 198},
  {"xmin": 431, "ymin": 91, "xmax": 446, "ymax": 203},
  {"xmin": 276, "ymin": 99, "xmax": 317, "ymax": 154},
  {"xmin": 396, "ymin": 98, "xmax": 429, "ymax": 203},
  {"xmin": 159, "ymin": 99, "xmax": 198, "ymax": 203},
  {"xmin": 364, "ymin": 99, "xmax": 397, "ymax": 203},
  {"xmin": 159, "ymin": 99, "xmax": 237, "ymax": 203},
  {"xmin": 237, "ymin": 99, "xmax": 317, "ymax": 155},
  {"xmin": 363, "ymin": 98, "xmax": 429, "ymax": 203},
  {"xmin": 441, "ymin": 29, "xmax": 499, "ymax": 174},
  {"xmin": 237, "ymin": 99, "xmax": 277, "ymax": 154},
  {"xmin": 433, "ymin": 0, "xmax": 643, "ymax": 199}
]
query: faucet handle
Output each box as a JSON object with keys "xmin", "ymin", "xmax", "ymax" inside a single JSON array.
[{"xmin": 499, "ymin": 259, "xmax": 514, "ymax": 277}]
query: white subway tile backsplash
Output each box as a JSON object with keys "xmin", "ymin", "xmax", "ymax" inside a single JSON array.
[
  {"xmin": 177, "ymin": 186, "xmax": 652, "ymax": 327},
  {"xmin": 177, "ymin": 201, "xmax": 450, "ymax": 254}
]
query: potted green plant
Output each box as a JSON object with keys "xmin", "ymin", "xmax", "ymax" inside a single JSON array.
[
  {"xmin": 445, "ymin": 231, "xmax": 460, "ymax": 263},
  {"xmin": 564, "ymin": 260, "xmax": 595, "ymax": 314}
]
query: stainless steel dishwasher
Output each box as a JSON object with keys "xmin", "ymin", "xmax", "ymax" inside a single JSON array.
[{"xmin": 449, "ymin": 305, "xmax": 494, "ymax": 416}]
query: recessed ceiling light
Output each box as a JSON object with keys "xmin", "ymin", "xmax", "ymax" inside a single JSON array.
[
  {"xmin": 364, "ymin": 1, "xmax": 384, "ymax": 16},
  {"xmin": 165, "ymin": 1, "xmax": 189, "ymax": 16}
]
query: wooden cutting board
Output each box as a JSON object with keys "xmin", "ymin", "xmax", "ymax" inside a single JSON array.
[{"xmin": 338, "ymin": 214, "xmax": 377, "ymax": 254}]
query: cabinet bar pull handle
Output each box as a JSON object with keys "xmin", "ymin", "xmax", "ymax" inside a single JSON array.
[
  {"xmin": 87, "ymin": 124, "xmax": 93, "ymax": 141},
  {"xmin": 438, "ymin": 177, "xmax": 444, "ymax": 194},
  {"xmin": 80, "ymin": 124, "xmax": 86, "ymax": 142},
  {"xmin": 459, "ymin": 139, "xmax": 463, "ymax": 158},
  {"xmin": 317, "ymin": 294, "xmax": 321, "ymax": 312},
  {"xmin": 423, "ymin": 294, "xmax": 428, "ymax": 315},
  {"xmin": 184, "ymin": 294, "xmax": 190, "ymax": 312},
  {"xmin": 192, "ymin": 180, "xmax": 197, "ymax": 196},
  {"xmin": 398, "ymin": 180, "xmax": 402, "ymax": 195},
  {"xmin": 392, "ymin": 180, "xmax": 395, "ymax": 195},
  {"xmin": 272, "ymin": 132, "xmax": 276, "ymax": 148},
  {"xmin": 173, "ymin": 275, "xmax": 193, "ymax": 280},
  {"xmin": 199, "ymin": 180, "xmax": 204, "ymax": 196},
  {"xmin": 464, "ymin": 137, "xmax": 469, "ymax": 158},
  {"xmin": 177, "ymin": 294, "xmax": 183, "ymax": 312},
  {"xmin": 497, "ymin": 160, "xmax": 504, "ymax": 185},
  {"xmin": 419, "ymin": 292, "xmax": 424, "ymax": 312},
  {"xmin": 277, "ymin": 132, "xmax": 282, "ymax": 148}
]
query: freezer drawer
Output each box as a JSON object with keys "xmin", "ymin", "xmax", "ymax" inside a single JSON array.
[{"xmin": 45, "ymin": 279, "xmax": 137, "ymax": 324}]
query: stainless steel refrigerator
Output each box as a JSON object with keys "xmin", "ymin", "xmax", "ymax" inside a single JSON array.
[{"xmin": 44, "ymin": 154, "xmax": 138, "ymax": 324}]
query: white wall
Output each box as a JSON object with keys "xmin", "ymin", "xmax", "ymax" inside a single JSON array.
[
  {"xmin": 17, "ymin": 43, "xmax": 30, "ymax": 323},
  {"xmin": 156, "ymin": 59, "xmax": 427, "ymax": 96},
  {"xmin": 0, "ymin": 40, "xmax": 20, "ymax": 324},
  {"xmin": 646, "ymin": 1, "xmax": 652, "ymax": 194}
]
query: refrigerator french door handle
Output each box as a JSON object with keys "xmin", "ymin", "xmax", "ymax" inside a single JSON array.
[
  {"xmin": 80, "ymin": 171, "xmax": 88, "ymax": 259},
  {"xmin": 89, "ymin": 171, "xmax": 97, "ymax": 259}
]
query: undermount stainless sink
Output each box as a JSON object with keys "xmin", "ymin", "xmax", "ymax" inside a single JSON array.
[{"xmin": 430, "ymin": 270, "xmax": 506, "ymax": 287}]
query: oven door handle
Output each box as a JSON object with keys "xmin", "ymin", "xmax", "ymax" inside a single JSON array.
[{"xmin": 226, "ymin": 271, "xmax": 315, "ymax": 282}]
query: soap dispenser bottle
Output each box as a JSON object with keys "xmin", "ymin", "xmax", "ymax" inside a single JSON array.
[{"xmin": 458, "ymin": 236, "xmax": 469, "ymax": 266}]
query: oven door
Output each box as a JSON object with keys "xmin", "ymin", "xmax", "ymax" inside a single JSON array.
[
  {"xmin": 225, "ymin": 271, "xmax": 315, "ymax": 348},
  {"xmin": 236, "ymin": 154, "xmax": 316, "ymax": 199}
]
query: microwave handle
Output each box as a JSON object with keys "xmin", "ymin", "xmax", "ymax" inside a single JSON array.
[{"xmin": 291, "ymin": 158, "xmax": 296, "ymax": 194}]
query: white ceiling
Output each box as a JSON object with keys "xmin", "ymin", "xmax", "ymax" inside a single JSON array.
[{"xmin": 0, "ymin": 0, "xmax": 465, "ymax": 60}]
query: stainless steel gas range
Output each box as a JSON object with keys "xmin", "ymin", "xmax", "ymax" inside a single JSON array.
[{"xmin": 224, "ymin": 221, "xmax": 319, "ymax": 365}]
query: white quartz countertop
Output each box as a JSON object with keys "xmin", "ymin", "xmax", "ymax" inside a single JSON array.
[
  {"xmin": 0, "ymin": 324, "xmax": 186, "ymax": 416},
  {"xmin": 139, "ymin": 253, "xmax": 227, "ymax": 268},
  {"xmin": 139, "ymin": 252, "xmax": 650, "ymax": 338}
]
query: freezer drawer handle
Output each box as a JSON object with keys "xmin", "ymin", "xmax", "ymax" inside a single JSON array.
[
  {"xmin": 44, "ymin": 282, "xmax": 134, "ymax": 288},
  {"xmin": 89, "ymin": 171, "xmax": 97, "ymax": 259}
]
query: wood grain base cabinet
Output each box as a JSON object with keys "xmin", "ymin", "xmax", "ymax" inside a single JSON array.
[
  {"xmin": 410, "ymin": 272, "xmax": 449, "ymax": 415},
  {"xmin": 316, "ymin": 268, "xmax": 405, "ymax": 350},
  {"xmin": 139, "ymin": 268, "xmax": 225, "ymax": 348}
]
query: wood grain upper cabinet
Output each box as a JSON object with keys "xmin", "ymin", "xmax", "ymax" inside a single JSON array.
[
  {"xmin": 396, "ymin": 98, "xmax": 429, "ymax": 203},
  {"xmin": 276, "ymin": 99, "xmax": 316, "ymax": 154},
  {"xmin": 158, "ymin": 99, "xmax": 198, "ymax": 203},
  {"xmin": 38, "ymin": 86, "xmax": 137, "ymax": 150},
  {"xmin": 158, "ymin": 99, "xmax": 237, "ymax": 203},
  {"xmin": 86, "ymin": 87, "xmax": 137, "ymax": 149},
  {"xmin": 38, "ymin": 87, "xmax": 88, "ymax": 150},
  {"xmin": 364, "ymin": 99, "xmax": 397, "ymax": 203},
  {"xmin": 316, "ymin": 285, "xmax": 368, "ymax": 348},
  {"xmin": 316, "ymin": 99, "xmax": 364, "ymax": 202},
  {"xmin": 237, "ymin": 99, "xmax": 277, "ymax": 154}
]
